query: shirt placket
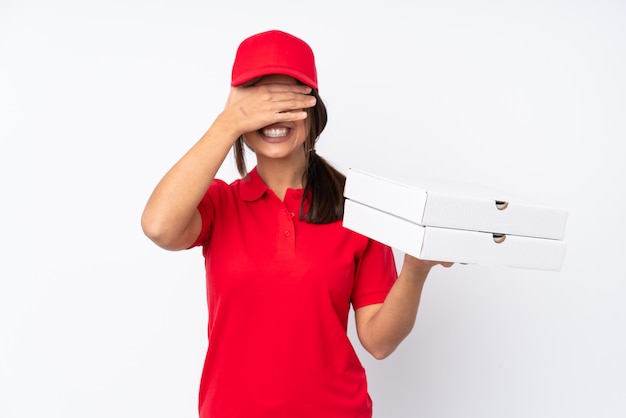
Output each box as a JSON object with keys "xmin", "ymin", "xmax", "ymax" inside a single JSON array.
[{"xmin": 277, "ymin": 191, "xmax": 300, "ymax": 255}]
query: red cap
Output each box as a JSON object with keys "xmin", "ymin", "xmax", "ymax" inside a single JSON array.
[{"xmin": 231, "ymin": 30, "xmax": 318, "ymax": 89}]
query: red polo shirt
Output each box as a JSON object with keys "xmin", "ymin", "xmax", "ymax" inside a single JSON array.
[{"xmin": 190, "ymin": 168, "xmax": 397, "ymax": 418}]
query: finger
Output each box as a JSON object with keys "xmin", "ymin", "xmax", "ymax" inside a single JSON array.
[
  {"xmin": 271, "ymin": 109, "xmax": 309, "ymax": 122},
  {"xmin": 260, "ymin": 83, "xmax": 313, "ymax": 95},
  {"xmin": 253, "ymin": 83, "xmax": 314, "ymax": 104},
  {"xmin": 264, "ymin": 91, "xmax": 317, "ymax": 111}
]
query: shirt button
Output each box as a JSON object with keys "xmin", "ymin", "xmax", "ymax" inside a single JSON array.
[
  {"xmin": 289, "ymin": 212, "xmax": 295, "ymax": 218},
  {"xmin": 284, "ymin": 231, "xmax": 291, "ymax": 237}
]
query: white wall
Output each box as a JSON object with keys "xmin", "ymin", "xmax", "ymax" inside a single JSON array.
[{"xmin": 1, "ymin": 0, "xmax": 624, "ymax": 417}]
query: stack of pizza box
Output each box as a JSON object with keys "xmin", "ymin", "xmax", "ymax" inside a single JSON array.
[{"xmin": 342, "ymin": 168, "xmax": 568, "ymax": 271}]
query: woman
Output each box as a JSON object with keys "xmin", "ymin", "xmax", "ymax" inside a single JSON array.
[{"xmin": 141, "ymin": 29, "xmax": 451, "ymax": 418}]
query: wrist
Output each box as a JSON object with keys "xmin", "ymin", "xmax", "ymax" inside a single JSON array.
[
  {"xmin": 205, "ymin": 112, "xmax": 244, "ymax": 146},
  {"xmin": 403, "ymin": 267, "xmax": 431, "ymax": 284}
]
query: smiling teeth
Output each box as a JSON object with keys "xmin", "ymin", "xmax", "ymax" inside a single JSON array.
[{"xmin": 262, "ymin": 128, "xmax": 289, "ymax": 137}]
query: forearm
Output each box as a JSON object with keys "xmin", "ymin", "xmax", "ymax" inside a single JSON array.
[
  {"xmin": 141, "ymin": 113, "xmax": 238, "ymax": 248},
  {"xmin": 358, "ymin": 256, "xmax": 434, "ymax": 359}
]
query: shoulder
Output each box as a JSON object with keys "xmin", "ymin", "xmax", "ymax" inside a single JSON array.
[
  {"xmin": 203, "ymin": 176, "xmax": 246, "ymax": 202},
  {"xmin": 204, "ymin": 168, "xmax": 267, "ymax": 203}
]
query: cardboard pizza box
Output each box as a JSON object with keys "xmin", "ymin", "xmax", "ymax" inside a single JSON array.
[
  {"xmin": 343, "ymin": 168, "xmax": 568, "ymax": 240},
  {"xmin": 343, "ymin": 199, "xmax": 567, "ymax": 271}
]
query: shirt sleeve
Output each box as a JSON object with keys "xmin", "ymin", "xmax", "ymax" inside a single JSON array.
[
  {"xmin": 187, "ymin": 179, "xmax": 228, "ymax": 249},
  {"xmin": 351, "ymin": 239, "xmax": 398, "ymax": 309}
]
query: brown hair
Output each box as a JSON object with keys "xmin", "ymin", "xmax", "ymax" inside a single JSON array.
[{"xmin": 233, "ymin": 90, "xmax": 345, "ymax": 224}]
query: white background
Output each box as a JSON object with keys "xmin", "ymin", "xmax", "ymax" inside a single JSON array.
[{"xmin": 1, "ymin": 0, "xmax": 625, "ymax": 417}]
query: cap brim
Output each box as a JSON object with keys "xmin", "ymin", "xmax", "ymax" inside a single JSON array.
[{"xmin": 231, "ymin": 65, "xmax": 317, "ymax": 89}]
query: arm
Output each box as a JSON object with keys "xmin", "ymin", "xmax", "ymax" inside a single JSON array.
[
  {"xmin": 355, "ymin": 254, "xmax": 452, "ymax": 359},
  {"xmin": 141, "ymin": 83, "xmax": 316, "ymax": 250}
]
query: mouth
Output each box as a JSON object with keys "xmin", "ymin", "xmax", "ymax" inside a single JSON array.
[
  {"xmin": 260, "ymin": 126, "xmax": 291, "ymax": 138},
  {"xmin": 258, "ymin": 125, "xmax": 293, "ymax": 143}
]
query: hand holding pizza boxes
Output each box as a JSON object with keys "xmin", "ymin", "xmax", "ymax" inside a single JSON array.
[{"xmin": 342, "ymin": 169, "xmax": 568, "ymax": 271}]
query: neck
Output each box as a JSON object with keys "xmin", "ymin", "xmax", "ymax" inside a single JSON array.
[{"xmin": 256, "ymin": 152, "xmax": 307, "ymax": 201}]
